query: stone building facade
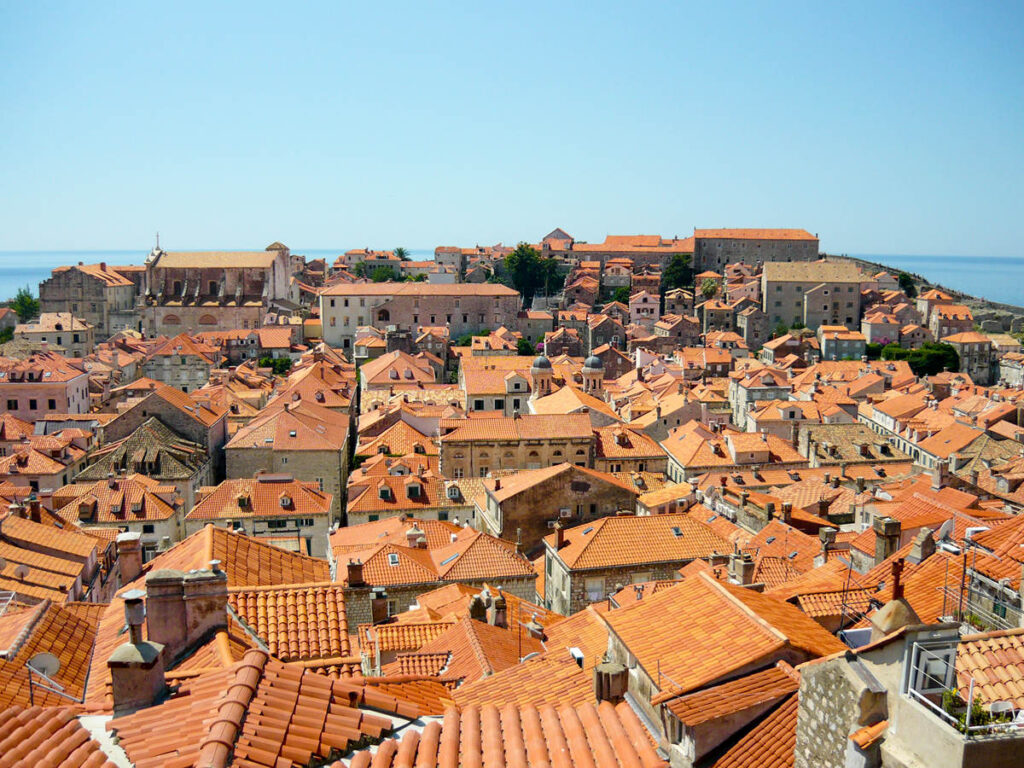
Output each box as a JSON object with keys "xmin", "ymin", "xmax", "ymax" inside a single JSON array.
[
  {"xmin": 39, "ymin": 262, "xmax": 138, "ymax": 338},
  {"xmin": 319, "ymin": 283, "xmax": 521, "ymax": 352},
  {"xmin": 438, "ymin": 413, "xmax": 594, "ymax": 479},
  {"xmin": 137, "ymin": 244, "xmax": 297, "ymax": 336},
  {"xmin": 474, "ymin": 463, "xmax": 637, "ymax": 552},
  {"xmin": 761, "ymin": 261, "xmax": 865, "ymax": 330},
  {"xmin": 693, "ymin": 229, "xmax": 819, "ymax": 271}
]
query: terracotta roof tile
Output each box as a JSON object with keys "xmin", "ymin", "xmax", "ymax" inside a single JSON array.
[
  {"xmin": 664, "ymin": 662, "xmax": 800, "ymax": 726},
  {"xmin": 0, "ymin": 705, "xmax": 117, "ymax": 768},
  {"xmin": 711, "ymin": 693, "xmax": 798, "ymax": 768},
  {"xmin": 0, "ymin": 601, "xmax": 98, "ymax": 709},
  {"xmin": 187, "ymin": 476, "xmax": 332, "ymax": 520},
  {"xmin": 453, "ymin": 607, "xmax": 609, "ymax": 710},
  {"xmin": 341, "ymin": 700, "xmax": 667, "ymax": 768},
  {"xmin": 229, "ymin": 582, "xmax": 350, "ymax": 662},
  {"xmin": 109, "ymin": 650, "xmax": 405, "ymax": 768},
  {"xmin": 605, "ymin": 574, "xmax": 843, "ymax": 704},
  {"xmin": 957, "ymin": 627, "xmax": 1024, "ymax": 708},
  {"xmin": 544, "ymin": 512, "xmax": 730, "ymax": 570}
]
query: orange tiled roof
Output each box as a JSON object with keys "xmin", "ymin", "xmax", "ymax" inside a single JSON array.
[
  {"xmin": 342, "ymin": 700, "xmax": 667, "ymax": 768},
  {"xmin": 544, "ymin": 512, "xmax": 729, "ymax": 570},
  {"xmin": 957, "ymin": 627, "xmax": 1024, "ymax": 708},
  {"xmin": 440, "ymin": 413, "xmax": 593, "ymax": 443},
  {"xmin": 229, "ymin": 583, "xmax": 350, "ymax": 662},
  {"xmin": 453, "ymin": 606, "xmax": 609, "ymax": 709},
  {"xmin": 413, "ymin": 616, "xmax": 545, "ymax": 684},
  {"xmin": 664, "ymin": 661, "xmax": 800, "ymax": 726},
  {"xmin": 711, "ymin": 693, "xmax": 799, "ymax": 768},
  {"xmin": 187, "ymin": 475, "xmax": 333, "ymax": 520},
  {"xmin": 0, "ymin": 601, "xmax": 98, "ymax": 709},
  {"xmin": 109, "ymin": 650, "xmax": 409, "ymax": 768},
  {"xmin": 607, "ymin": 574, "xmax": 844, "ymax": 703},
  {"xmin": 0, "ymin": 705, "xmax": 117, "ymax": 767},
  {"xmin": 696, "ymin": 228, "xmax": 816, "ymax": 241}
]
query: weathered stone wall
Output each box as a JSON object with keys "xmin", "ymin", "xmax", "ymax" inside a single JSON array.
[{"xmin": 226, "ymin": 446, "xmax": 347, "ymax": 521}]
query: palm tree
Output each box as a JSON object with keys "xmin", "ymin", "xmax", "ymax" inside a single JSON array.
[
  {"xmin": 394, "ymin": 247, "xmax": 410, "ymax": 261},
  {"xmin": 700, "ymin": 278, "xmax": 719, "ymax": 300}
]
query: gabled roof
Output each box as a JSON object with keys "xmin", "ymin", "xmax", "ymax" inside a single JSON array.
[
  {"xmin": 109, "ymin": 650, "xmax": 410, "ymax": 768},
  {"xmin": 412, "ymin": 617, "xmax": 545, "ymax": 684},
  {"xmin": 605, "ymin": 573, "xmax": 843, "ymax": 702},
  {"xmin": 228, "ymin": 582, "xmax": 351, "ymax": 663},
  {"xmin": 344, "ymin": 700, "xmax": 667, "ymax": 768},
  {"xmin": 440, "ymin": 413, "xmax": 593, "ymax": 442},
  {"xmin": 664, "ymin": 661, "xmax": 800, "ymax": 726},
  {"xmin": 0, "ymin": 600, "xmax": 99, "ymax": 708},
  {"xmin": 186, "ymin": 475, "xmax": 333, "ymax": 520},
  {"xmin": 545, "ymin": 512, "xmax": 729, "ymax": 570},
  {"xmin": 226, "ymin": 399, "xmax": 350, "ymax": 452},
  {"xmin": 484, "ymin": 462, "xmax": 635, "ymax": 503},
  {"xmin": 453, "ymin": 606, "xmax": 610, "ymax": 709},
  {"xmin": 710, "ymin": 693, "xmax": 799, "ymax": 768},
  {"xmin": 0, "ymin": 705, "xmax": 117, "ymax": 767}
]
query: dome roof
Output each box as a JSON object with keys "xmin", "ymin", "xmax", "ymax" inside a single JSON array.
[
  {"xmin": 531, "ymin": 355, "xmax": 552, "ymax": 370},
  {"xmin": 583, "ymin": 355, "xmax": 604, "ymax": 370}
]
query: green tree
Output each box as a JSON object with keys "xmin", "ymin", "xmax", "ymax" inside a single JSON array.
[
  {"xmin": 258, "ymin": 355, "xmax": 293, "ymax": 376},
  {"xmin": 661, "ymin": 254, "xmax": 693, "ymax": 291},
  {"xmin": 865, "ymin": 342, "xmax": 885, "ymax": 360},
  {"xmin": 352, "ymin": 262, "xmax": 368, "ymax": 278},
  {"xmin": 0, "ymin": 326, "xmax": 12, "ymax": 344},
  {"xmin": 610, "ymin": 286, "xmax": 631, "ymax": 305},
  {"xmin": 898, "ymin": 272, "xmax": 917, "ymax": 298},
  {"xmin": 773, "ymin": 322, "xmax": 790, "ymax": 338},
  {"xmin": 401, "ymin": 273, "xmax": 427, "ymax": 282},
  {"xmin": 700, "ymin": 278, "xmax": 719, "ymax": 300},
  {"xmin": 504, "ymin": 243, "xmax": 560, "ymax": 304},
  {"xmin": 881, "ymin": 341, "xmax": 959, "ymax": 376},
  {"xmin": 516, "ymin": 338, "xmax": 536, "ymax": 357},
  {"xmin": 11, "ymin": 286, "xmax": 39, "ymax": 322},
  {"xmin": 370, "ymin": 266, "xmax": 399, "ymax": 282},
  {"xmin": 394, "ymin": 247, "xmax": 410, "ymax": 261}
]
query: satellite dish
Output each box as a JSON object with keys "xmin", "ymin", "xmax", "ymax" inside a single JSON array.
[
  {"xmin": 0, "ymin": 557, "xmax": 7, "ymax": 572},
  {"xmin": 937, "ymin": 519, "xmax": 954, "ymax": 542},
  {"xmin": 28, "ymin": 652, "xmax": 60, "ymax": 677},
  {"xmin": 12, "ymin": 564, "xmax": 29, "ymax": 581}
]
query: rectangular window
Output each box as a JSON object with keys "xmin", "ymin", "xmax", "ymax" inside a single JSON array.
[
  {"xmin": 29, "ymin": 399, "xmax": 37, "ymax": 410},
  {"xmin": 142, "ymin": 524, "xmax": 155, "ymax": 534},
  {"xmin": 585, "ymin": 577, "xmax": 604, "ymax": 602},
  {"xmin": 48, "ymin": 398, "xmax": 56, "ymax": 410},
  {"xmin": 7, "ymin": 400, "xmax": 16, "ymax": 410},
  {"xmin": 330, "ymin": 299, "xmax": 335, "ymax": 307},
  {"xmin": 479, "ymin": 467, "xmax": 489, "ymax": 477}
]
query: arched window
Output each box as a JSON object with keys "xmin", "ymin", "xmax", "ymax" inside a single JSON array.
[
  {"xmin": 164, "ymin": 314, "xmax": 181, "ymax": 325},
  {"xmin": 199, "ymin": 314, "xmax": 217, "ymax": 325},
  {"xmin": 377, "ymin": 309, "xmax": 390, "ymax": 322},
  {"xmin": 528, "ymin": 451, "xmax": 540, "ymax": 458}
]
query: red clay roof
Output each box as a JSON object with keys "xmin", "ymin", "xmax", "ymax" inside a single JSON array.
[
  {"xmin": 0, "ymin": 705, "xmax": 117, "ymax": 767},
  {"xmin": 710, "ymin": 694, "xmax": 799, "ymax": 768},
  {"xmin": 342, "ymin": 700, "xmax": 667, "ymax": 768}
]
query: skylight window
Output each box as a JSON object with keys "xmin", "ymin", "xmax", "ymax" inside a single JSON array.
[
  {"xmin": 440, "ymin": 553, "xmax": 459, "ymax": 566},
  {"xmin": 387, "ymin": 553, "xmax": 400, "ymax": 566},
  {"xmin": 788, "ymin": 551, "xmax": 798, "ymax": 559},
  {"xmin": 671, "ymin": 526, "xmax": 683, "ymax": 537},
  {"xmin": 582, "ymin": 527, "xmax": 594, "ymax": 535},
  {"xmin": 766, "ymin": 536, "xmax": 776, "ymax": 544}
]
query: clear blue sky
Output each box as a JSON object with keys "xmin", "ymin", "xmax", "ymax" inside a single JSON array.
[{"xmin": 1, "ymin": 1, "xmax": 1021, "ymax": 256}]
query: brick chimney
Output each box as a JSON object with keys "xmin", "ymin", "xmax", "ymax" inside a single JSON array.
[
  {"xmin": 593, "ymin": 655, "xmax": 628, "ymax": 703},
  {"xmin": 370, "ymin": 587, "xmax": 389, "ymax": 625},
  {"xmin": 116, "ymin": 531, "xmax": 144, "ymax": 585},
  {"xmin": 346, "ymin": 559, "xmax": 364, "ymax": 587},
  {"xmin": 907, "ymin": 528, "xmax": 936, "ymax": 565},
  {"xmin": 554, "ymin": 520, "xmax": 565, "ymax": 550},
  {"xmin": 108, "ymin": 589, "xmax": 165, "ymax": 716},
  {"xmin": 487, "ymin": 589, "xmax": 507, "ymax": 629},
  {"xmin": 144, "ymin": 564, "xmax": 227, "ymax": 664},
  {"xmin": 28, "ymin": 498, "xmax": 41, "ymax": 524},
  {"xmin": 873, "ymin": 516, "xmax": 902, "ymax": 565}
]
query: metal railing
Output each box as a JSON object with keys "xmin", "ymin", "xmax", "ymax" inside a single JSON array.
[{"xmin": 906, "ymin": 644, "xmax": 1023, "ymax": 737}]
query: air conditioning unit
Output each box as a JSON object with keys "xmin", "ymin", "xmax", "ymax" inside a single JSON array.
[{"xmin": 559, "ymin": 508, "xmax": 572, "ymax": 518}]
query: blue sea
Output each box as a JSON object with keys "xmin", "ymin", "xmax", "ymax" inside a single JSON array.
[{"xmin": 1, "ymin": 249, "xmax": 1022, "ymax": 309}]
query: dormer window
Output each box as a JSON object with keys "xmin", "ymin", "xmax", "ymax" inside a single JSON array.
[
  {"xmin": 407, "ymin": 483, "xmax": 422, "ymax": 499},
  {"xmin": 387, "ymin": 553, "xmax": 400, "ymax": 566},
  {"xmin": 280, "ymin": 494, "xmax": 292, "ymax": 508},
  {"xmin": 378, "ymin": 486, "xmax": 391, "ymax": 501}
]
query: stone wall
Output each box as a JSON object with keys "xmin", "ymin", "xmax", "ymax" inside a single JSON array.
[{"xmin": 226, "ymin": 446, "xmax": 347, "ymax": 521}]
